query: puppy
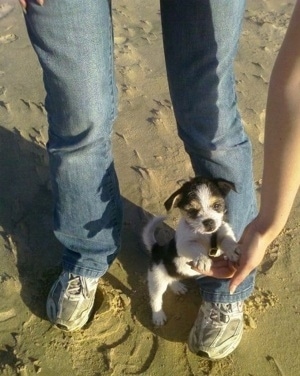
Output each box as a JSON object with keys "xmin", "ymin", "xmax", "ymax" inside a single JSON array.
[{"xmin": 142, "ymin": 176, "xmax": 240, "ymax": 326}]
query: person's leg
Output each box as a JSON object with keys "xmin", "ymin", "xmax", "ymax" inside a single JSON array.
[
  {"xmin": 161, "ymin": 0, "xmax": 257, "ymax": 358},
  {"xmin": 24, "ymin": 0, "xmax": 122, "ymax": 330}
]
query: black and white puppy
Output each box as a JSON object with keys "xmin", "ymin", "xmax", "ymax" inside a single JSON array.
[{"xmin": 142, "ymin": 176, "xmax": 240, "ymax": 326}]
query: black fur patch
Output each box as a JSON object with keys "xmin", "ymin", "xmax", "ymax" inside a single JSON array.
[
  {"xmin": 164, "ymin": 176, "xmax": 235, "ymax": 212},
  {"xmin": 176, "ymin": 177, "xmax": 226, "ymax": 210},
  {"xmin": 150, "ymin": 238, "xmax": 182, "ymax": 278}
]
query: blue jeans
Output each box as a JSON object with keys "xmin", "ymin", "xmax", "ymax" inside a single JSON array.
[
  {"xmin": 160, "ymin": 0, "xmax": 257, "ymax": 302},
  {"xmin": 25, "ymin": 0, "xmax": 256, "ymax": 302},
  {"xmin": 25, "ymin": 0, "xmax": 122, "ymax": 278}
]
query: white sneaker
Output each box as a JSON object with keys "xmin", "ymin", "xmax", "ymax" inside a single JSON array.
[
  {"xmin": 46, "ymin": 271, "xmax": 99, "ymax": 331},
  {"xmin": 188, "ymin": 301, "xmax": 244, "ymax": 360}
]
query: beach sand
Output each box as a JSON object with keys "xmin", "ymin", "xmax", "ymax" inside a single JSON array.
[{"xmin": 1, "ymin": 0, "xmax": 300, "ymax": 375}]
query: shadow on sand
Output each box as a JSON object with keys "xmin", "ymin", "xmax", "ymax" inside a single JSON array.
[{"xmin": 0, "ymin": 126, "xmax": 201, "ymax": 345}]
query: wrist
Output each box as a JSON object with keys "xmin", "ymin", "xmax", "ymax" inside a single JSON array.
[{"xmin": 250, "ymin": 214, "xmax": 283, "ymax": 247}]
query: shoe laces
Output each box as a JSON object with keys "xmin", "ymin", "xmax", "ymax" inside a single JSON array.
[
  {"xmin": 66, "ymin": 274, "xmax": 84, "ymax": 296},
  {"xmin": 207, "ymin": 303, "xmax": 239, "ymax": 324}
]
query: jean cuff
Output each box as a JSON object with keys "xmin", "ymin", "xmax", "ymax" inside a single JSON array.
[
  {"xmin": 62, "ymin": 261, "xmax": 106, "ymax": 279},
  {"xmin": 198, "ymin": 270, "xmax": 256, "ymax": 303},
  {"xmin": 62, "ymin": 249, "xmax": 119, "ymax": 278}
]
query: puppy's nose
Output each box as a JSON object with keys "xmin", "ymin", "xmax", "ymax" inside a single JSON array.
[{"xmin": 202, "ymin": 219, "xmax": 216, "ymax": 231}]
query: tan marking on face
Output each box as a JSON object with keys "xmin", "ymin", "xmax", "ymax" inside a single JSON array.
[
  {"xmin": 209, "ymin": 196, "xmax": 225, "ymax": 212},
  {"xmin": 183, "ymin": 199, "xmax": 202, "ymax": 211}
]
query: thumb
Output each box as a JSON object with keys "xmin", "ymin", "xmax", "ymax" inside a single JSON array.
[{"xmin": 229, "ymin": 266, "xmax": 252, "ymax": 295}]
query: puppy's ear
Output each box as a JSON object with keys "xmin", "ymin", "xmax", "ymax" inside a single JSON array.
[
  {"xmin": 215, "ymin": 179, "xmax": 236, "ymax": 196},
  {"xmin": 164, "ymin": 188, "xmax": 183, "ymax": 212}
]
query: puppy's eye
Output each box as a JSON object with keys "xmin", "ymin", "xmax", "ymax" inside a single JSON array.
[
  {"xmin": 212, "ymin": 202, "xmax": 223, "ymax": 211},
  {"xmin": 187, "ymin": 209, "xmax": 199, "ymax": 217}
]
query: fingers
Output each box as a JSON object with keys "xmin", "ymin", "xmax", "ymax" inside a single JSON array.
[
  {"xmin": 210, "ymin": 265, "xmax": 236, "ymax": 279},
  {"xmin": 229, "ymin": 262, "xmax": 256, "ymax": 294},
  {"xmin": 19, "ymin": 0, "xmax": 27, "ymax": 10},
  {"xmin": 187, "ymin": 260, "xmax": 237, "ymax": 279},
  {"xmin": 187, "ymin": 258, "xmax": 228, "ymax": 272},
  {"xmin": 229, "ymin": 272, "xmax": 246, "ymax": 294},
  {"xmin": 19, "ymin": 0, "xmax": 44, "ymax": 11}
]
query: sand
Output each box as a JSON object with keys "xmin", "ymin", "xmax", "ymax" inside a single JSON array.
[{"xmin": 1, "ymin": 0, "xmax": 300, "ymax": 375}]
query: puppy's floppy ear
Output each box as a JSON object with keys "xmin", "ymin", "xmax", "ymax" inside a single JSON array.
[
  {"xmin": 215, "ymin": 178, "xmax": 237, "ymax": 196},
  {"xmin": 164, "ymin": 188, "xmax": 183, "ymax": 212}
]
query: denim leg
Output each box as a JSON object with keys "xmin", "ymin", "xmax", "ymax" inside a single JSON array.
[
  {"xmin": 25, "ymin": 0, "xmax": 122, "ymax": 278},
  {"xmin": 161, "ymin": 0, "xmax": 257, "ymax": 302}
]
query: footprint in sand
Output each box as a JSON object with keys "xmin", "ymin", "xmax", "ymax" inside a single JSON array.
[
  {"xmin": 20, "ymin": 99, "xmax": 47, "ymax": 115},
  {"xmin": 0, "ymin": 86, "xmax": 7, "ymax": 96},
  {"xmin": 0, "ymin": 3, "xmax": 14, "ymax": 20},
  {"xmin": 114, "ymin": 36, "xmax": 128, "ymax": 45},
  {"xmin": 147, "ymin": 99, "xmax": 174, "ymax": 128},
  {"xmin": 139, "ymin": 20, "xmax": 158, "ymax": 43},
  {"xmin": 0, "ymin": 33, "xmax": 18, "ymax": 44},
  {"xmin": 0, "ymin": 100, "xmax": 9, "ymax": 111},
  {"xmin": 139, "ymin": 19, "xmax": 153, "ymax": 34},
  {"xmin": 0, "ymin": 308, "xmax": 16, "ymax": 322}
]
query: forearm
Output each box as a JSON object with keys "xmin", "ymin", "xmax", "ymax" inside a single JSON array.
[
  {"xmin": 257, "ymin": 0, "xmax": 300, "ymax": 243},
  {"xmin": 229, "ymin": 1, "xmax": 300, "ymax": 292}
]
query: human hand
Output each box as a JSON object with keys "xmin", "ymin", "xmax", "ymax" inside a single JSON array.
[
  {"xmin": 188, "ymin": 256, "xmax": 237, "ymax": 279},
  {"xmin": 19, "ymin": 0, "xmax": 44, "ymax": 12},
  {"xmin": 188, "ymin": 216, "xmax": 274, "ymax": 285},
  {"xmin": 229, "ymin": 217, "xmax": 272, "ymax": 294}
]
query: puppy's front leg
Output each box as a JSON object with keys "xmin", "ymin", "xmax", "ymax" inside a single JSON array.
[
  {"xmin": 219, "ymin": 223, "xmax": 240, "ymax": 262},
  {"xmin": 176, "ymin": 238, "xmax": 212, "ymax": 272},
  {"xmin": 192, "ymin": 252, "xmax": 213, "ymax": 272}
]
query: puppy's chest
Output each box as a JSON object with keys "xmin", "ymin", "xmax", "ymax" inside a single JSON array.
[
  {"xmin": 192, "ymin": 233, "xmax": 221, "ymax": 256},
  {"xmin": 176, "ymin": 224, "xmax": 226, "ymax": 259},
  {"xmin": 177, "ymin": 228, "xmax": 212, "ymax": 250}
]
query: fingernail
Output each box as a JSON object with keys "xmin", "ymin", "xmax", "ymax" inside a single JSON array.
[{"xmin": 230, "ymin": 285, "xmax": 237, "ymax": 295}]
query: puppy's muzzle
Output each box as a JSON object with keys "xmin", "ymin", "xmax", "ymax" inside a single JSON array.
[{"xmin": 202, "ymin": 219, "xmax": 216, "ymax": 232}]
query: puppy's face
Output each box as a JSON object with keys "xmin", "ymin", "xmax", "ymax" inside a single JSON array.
[{"xmin": 164, "ymin": 177, "xmax": 235, "ymax": 234}]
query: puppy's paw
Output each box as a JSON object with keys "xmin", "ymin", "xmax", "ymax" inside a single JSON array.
[
  {"xmin": 225, "ymin": 246, "xmax": 241, "ymax": 262},
  {"xmin": 170, "ymin": 281, "xmax": 188, "ymax": 295},
  {"xmin": 193, "ymin": 256, "xmax": 212, "ymax": 272},
  {"xmin": 152, "ymin": 310, "xmax": 167, "ymax": 326}
]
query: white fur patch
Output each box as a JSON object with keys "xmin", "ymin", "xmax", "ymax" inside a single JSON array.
[{"xmin": 184, "ymin": 184, "xmax": 223, "ymax": 234}]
